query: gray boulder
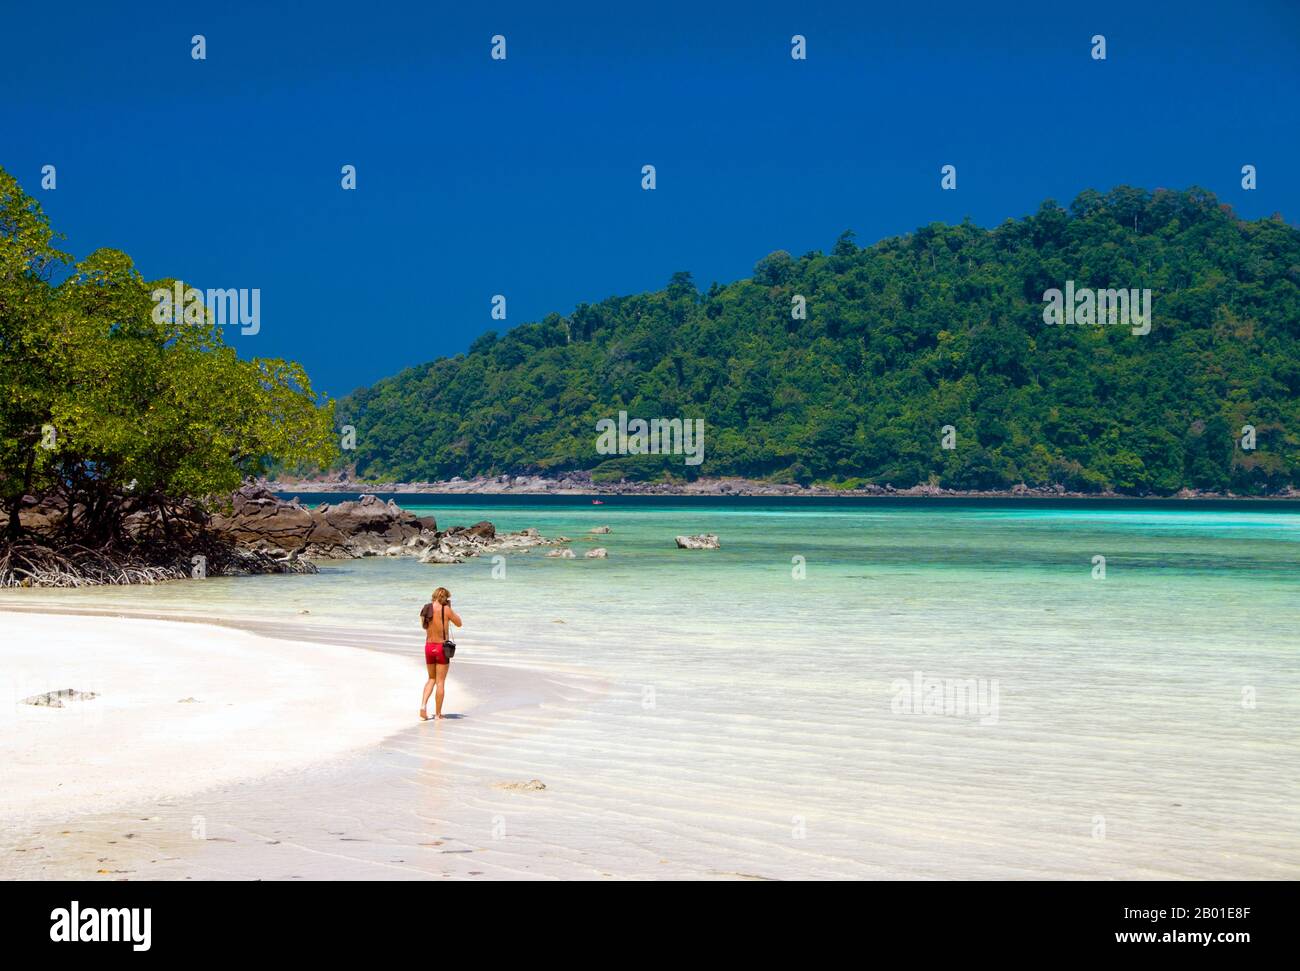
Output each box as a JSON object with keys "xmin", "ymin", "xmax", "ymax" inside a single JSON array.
[{"xmin": 675, "ymin": 533, "xmax": 720, "ymax": 550}]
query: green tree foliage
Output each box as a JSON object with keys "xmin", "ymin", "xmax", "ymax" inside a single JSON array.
[
  {"xmin": 0, "ymin": 167, "xmax": 337, "ymax": 540},
  {"xmin": 338, "ymin": 186, "xmax": 1299, "ymax": 495},
  {"xmin": 0, "ymin": 168, "xmax": 68, "ymax": 533}
]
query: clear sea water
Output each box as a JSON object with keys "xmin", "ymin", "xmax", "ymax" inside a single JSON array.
[{"xmin": 5, "ymin": 497, "xmax": 1298, "ymax": 878}]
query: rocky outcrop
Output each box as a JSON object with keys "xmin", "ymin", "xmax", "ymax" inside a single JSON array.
[
  {"xmin": 208, "ymin": 486, "xmax": 565, "ymax": 564},
  {"xmin": 207, "ymin": 484, "xmax": 568, "ymax": 564},
  {"xmin": 588, "ymin": 525, "xmax": 611, "ymax": 534},
  {"xmin": 675, "ymin": 533, "xmax": 720, "ymax": 549},
  {"xmin": 209, "ymin": 486, "xmax": 334, "ymax": 554},
  {"xmin": 544, "ymin": 547, "xmax": 576, "ymax": 559},
  {"xmin": 418, "ymin": 524, "xmax": 567, "ymax": 564},
  {"xmin": 316, "ymin": 495, "xmax": 438, "ymax": 555},
  {"xmin": 585, "ymin": 547, "xmax": 608, "ymax": 558},
  {"xmin": 0, "ymin": 484, "xmax": 560, "ymax": 585},
  {"xmin": 210, "ymin": 485, "xmax": 437, "ymax": 559}
]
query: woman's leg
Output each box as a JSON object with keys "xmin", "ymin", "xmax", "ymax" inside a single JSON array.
[
  {"xmin": 420, "ymin": 662, "xmax": 436, "ymax": 719},
  {"xmin": 434, "ymin": 662, "xmax": 450, "ymax": 718}
]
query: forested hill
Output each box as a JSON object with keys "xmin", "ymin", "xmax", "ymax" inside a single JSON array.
[{"xmin": 337, "ymin": 187, "xmax": 1300, "ymax": 495}]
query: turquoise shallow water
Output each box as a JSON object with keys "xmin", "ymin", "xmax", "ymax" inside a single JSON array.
[{"xmin": 4, "ymin": 499, "xmax": 1298, "ymax": 877}]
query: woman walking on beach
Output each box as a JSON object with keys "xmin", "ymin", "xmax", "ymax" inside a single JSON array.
[{"xmin": 420, "ymin": 587, "xmax": 461, "ymax": 721}]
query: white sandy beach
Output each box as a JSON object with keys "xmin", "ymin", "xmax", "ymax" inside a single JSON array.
[{"xmin": 0, "ymin": 611, "xmax": 443, "ymax": 821}]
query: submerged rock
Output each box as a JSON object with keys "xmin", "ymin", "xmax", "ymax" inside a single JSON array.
[
  {"xmin": 585, "ymin": 547, "xmax": 608, "ymax": 558},
  {"xmin": 588, "ymin": 525, "xmax": 611, "ymax": 534},
  {"xmin": 675, "ymin": 533, "xmax": 720, "ymax": 549},
  {"xmin": 419, "ymin": 548, "xmax": 462, "ymax": 565},
  {"xmin": 546, "ymin": 548, "xmax": 576, "ymax": 559}
]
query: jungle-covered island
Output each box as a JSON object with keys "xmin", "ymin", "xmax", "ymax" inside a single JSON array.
[{"xmin": 335, "ymin": 186, "xmax": 1298, "ymax": 496}]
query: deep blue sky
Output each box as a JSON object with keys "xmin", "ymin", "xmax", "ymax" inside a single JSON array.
[{"xmin": 7, "ymin": 0, "xmax": 1298, "ymax": 398}]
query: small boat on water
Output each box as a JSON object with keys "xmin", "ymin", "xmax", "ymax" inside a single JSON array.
[{"xmin": 591, "ymin": 499, "xmax": 605, "ymax": 505}]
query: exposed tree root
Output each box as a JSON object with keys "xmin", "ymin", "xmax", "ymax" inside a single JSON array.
[{"xmin": 0, "ymin": 538, "xmax": 316, "ymax": 588}]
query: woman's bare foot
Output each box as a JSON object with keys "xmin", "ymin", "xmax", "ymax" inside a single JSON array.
[
  {"xmin": 435, "ymin": 713, "xmax": 445, "ymax": 720},
  {"xmin": 419, "ymin": 709, "xmax": 429, "ymax": 721}
]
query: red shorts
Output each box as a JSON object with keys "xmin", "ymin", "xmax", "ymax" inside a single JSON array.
[{"xmin": 425, "ymin": 641, "xmax": 450, "ymax": 665}]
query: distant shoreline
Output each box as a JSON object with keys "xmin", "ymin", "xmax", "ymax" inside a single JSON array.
[{"xmin": 264, "ymin": 475, "xmax": 1300, "ymax": 502}]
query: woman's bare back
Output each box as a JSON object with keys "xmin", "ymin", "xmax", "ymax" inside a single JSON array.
[{"xmin": 427, "ymin": 602, "xmax": 462, "ymax": 643}]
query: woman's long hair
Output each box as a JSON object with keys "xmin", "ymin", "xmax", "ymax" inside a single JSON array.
[{"xmin": 432, "ymin": 587, "xmax": 451, "ymax": 605}]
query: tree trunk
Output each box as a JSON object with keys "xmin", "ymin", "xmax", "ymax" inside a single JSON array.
[
  {"xmin": 158, "ymin": 498, "xmax": 174, "ymax": 544},
  {"xmin": 4, "ymin": 446, "xmax": 37, "ymax": 541},
  {"xmin": 2, "ymin": 496, "xmax": 19, "ymax": 542}
]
